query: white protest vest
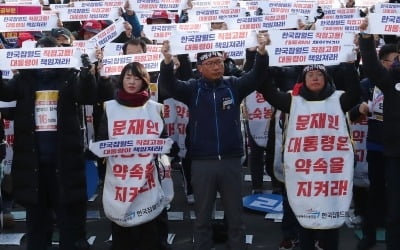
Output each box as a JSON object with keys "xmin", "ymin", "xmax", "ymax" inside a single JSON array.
[
  {"xmin": 174, "ymin": 100, "xmax": 189, "ymax": 158},
  {"xmin": 243, "ymin": 91, "xmax": 273, "ymax": 147},
  {"xmin": 273, "ymin": 110, "xmax": 285, "ymax": 182},
  {"xmin": 284, "ymin": 91, "xmax": 354, "ymax": 229},
  {"xmin": 163, "ymin": 98, "xmax": 178, "ymax": 142},
  {"xmin": 103, "ymin": 100, "xmax": 165, "ymax": 227},
  {"xmin": 350, "ymin": 116, "xmax": 369, "ymax": 187}
]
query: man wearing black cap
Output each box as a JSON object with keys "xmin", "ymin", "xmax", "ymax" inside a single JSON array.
[
  {"xmin": 50, "ymin": 27, "xmax": 72, "ymax": 46},
  {"xmin": 159, "ymin": 36, "xmax": 269, "ymax": 250}
]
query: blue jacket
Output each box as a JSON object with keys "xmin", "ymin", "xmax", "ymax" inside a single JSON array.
[{"xmin": 159, "ymin": 53, "xmax": 268, "ymax": 159}]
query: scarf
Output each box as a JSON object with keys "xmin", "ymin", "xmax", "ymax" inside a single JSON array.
[{"xmin": 116, "ymin": 88, "xmax": 150, "ymax": 107}]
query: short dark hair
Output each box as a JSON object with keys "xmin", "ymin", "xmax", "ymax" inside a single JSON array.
[
  {"xmin": 122, "ymin": 38, "xmax": 147, "ymax": 54},
  {"xmin": 378, "ymin": 44, "xmax": 398, "ymax": 60}
]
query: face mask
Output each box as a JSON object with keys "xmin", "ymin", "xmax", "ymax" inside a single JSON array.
[{"xmin": 391, "ymin": 56, "xmax": 400, "ymax": 71}]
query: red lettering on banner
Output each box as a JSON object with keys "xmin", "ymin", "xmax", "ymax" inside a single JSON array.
[
  {"xmin": 139, "ymin": 163, "xmax": 156, "ymax": 193},
  {"xmin": 295, "ymin": 158, "xmax": 312, "ymax": 174},
  {"xmin": 321, "ymin": 135, "xmax": 335, "ymax": 151},
  {"xmin": 328, "ymin": 115, "xmax": 339, "ymax": 129},
  {"xmin": 249, "ymin": 108, "xmax": 262, "ymax": 120},
  {"xmin": 5, "ymin": 135, "xmax": 14, "ymax": 147},
  {"xmin": 3, "ymin": 120, "xmax": 10, "ymax": 129},
  {"xmin": 313, "ymin": 158, "xmax": 328, "ymax": 173},
  {"xmin": 176, "ymin": 106, "xmax": 188, "ymax": 118},
  {"xmin": 113, "ymin": 164, "xmax": 128, "ymax": 179},
  {"xmin": 263, "ymin": 108, "xmax": 273, "ymax": 119},
  {"xmin": 303, "ymin": 136, "xmax": 318, "ymax": 152},
  {"xmin": 295, "ymin": 114, "xmax": 340, "ymax": 130},
  {"xmin": 330, "ymin": 157, "xmax": 344, "ymax": 173},
  {"xmin": 163, "ymin": 104, "xmax": 170, "ymax": 118},
  {"xmin": 166, "ymin": 123, "xmax": 175, "ymax": 136},
  {"xmin": 146, "ymin": 120, "xmax": 159, "ymax": 135},
  {"xmin": 112, "ymin": 120, "xmax": 126, "ymax": 135},
  {"xmin": 177, "ymin": 123, "xmax": 186, "ymax": 135},
  {"xmin": 354, "ymin": 149, "xmax": 365, "ymax": 162},
  {"xmin": 295, "ymin": 157, "xmax": 344, "ymax": 174},
  {"xmin": 297, "ymin": 181, "xmax": 312, "ymax": 196},
  {"xmin": 255, "ymin": 92, "xmax": 265, "ymax": 103},
  {"xmin": 129, "ymin": 164, "xmax": 144, "ymax": 179},
  {"xmin": 314, "ymin": 181, "xmax": 329, "ymax": 196},
  {"xmin": 310, "ymin": 113, "xmax": 326, "ymax": 129},
  {"xmin": 288, "ymin": 137, "xmax": 302, "ymax": 152},
  {"xmin": 352, "ymin": 130, "xmax": 365, "ymax": 143},
  {"xmin": 330, "ymin": 180, "xmax": 348, "ymax": 195},
  {"xmin": 128, "ymin": 187, "xmax": 139, "ymax": 202},
  {"xmin": 115, "ymin": 186, "xmax": 127, "ymax": 202},
  {"xmin": 127, "ymin": 119, "xmax": 145, "ymax": 134},
  {"xmin": 296, "ymin": 180, "xmax": 348, "ymax": 197},
  {"xmin": 337, "ymin": 136, "xmax": 349, "ymax": 150},
  {"xmin": 296, "ymin": 115, "xmax": 310, "ymax": 130}
]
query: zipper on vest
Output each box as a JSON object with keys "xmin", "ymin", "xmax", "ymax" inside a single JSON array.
[{"xmin": 213, "ymin": 91, "xmax": 221, "ymax": 156}]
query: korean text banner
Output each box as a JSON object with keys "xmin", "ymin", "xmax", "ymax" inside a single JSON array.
[
  {"xmin": 100, "ymin": 53, "xmax": 162, "ymax": 76},
  {"xmin": 89, "ymin": 138, "xmax": 173, "ymax": 157},
  {"xmin": 0, "ymin": 47, "xmax": 83, "ymax": 69},
  {"xmin": 128, "ymin": 0, "xmax": 182, "ymax": 11},
  {"xmin": 169, "ymin": 29, "xmax": 258, "ymax": 55},
  {"xmin": 267, "ymin": 30, "xmax": 356, "ymax": 66},
  {"xmin": 57, "ymin": 5, "xmax": 120, "ymax": 22},
  {"xmin": 368, "ymin": 13, "xmax": 400, "ymax": 35},
  {"xmin": 0, "ymin": 14, "xmax": 58, "ymax": 32},
  {"xmin": 88, "ymin": 18, "xmax": 125, "ymax": 48}
]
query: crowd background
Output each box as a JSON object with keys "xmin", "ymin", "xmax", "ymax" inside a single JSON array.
[{"xmin": 0, "ymin": 0, "xmax": 399, "ymax": 250}]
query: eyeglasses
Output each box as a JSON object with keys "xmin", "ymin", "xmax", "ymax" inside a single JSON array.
[
  {"xmin": 201, "ymin": 59, "xmax": 224, "ymax": 67},
  {"xmin": 384, "ymin": 55, "xmax": 399, "ymax": 63}
]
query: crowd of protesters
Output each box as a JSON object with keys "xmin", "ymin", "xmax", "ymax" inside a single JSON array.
[{"xmin": 0, "ymin": 0, "xmax": 400, "ymax": 250}]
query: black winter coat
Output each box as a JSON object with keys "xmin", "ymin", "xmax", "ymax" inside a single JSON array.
[
  {"xmin": 359, "ymin": 36, "xmax": 400, "ymax": 157},
  {"xmin": 0, "ymin": 69, "xmax": 97, "ymax": 206}
]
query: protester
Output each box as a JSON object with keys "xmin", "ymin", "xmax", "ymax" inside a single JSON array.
[
  {"xmin": 158, "ymin": 32, "xmax": 269, "ymax": 249},
  {"xmin": 79, "ymin": 20, "xmax": 103, "ymax": 40},
  {"xmin": 120, "ymin": 0, "xmax": 143, "ymax": 38},
  {"xmin": 94, "ymin": 62, "xmax": 168, "ymax": 250},
  {"xmin": 259, "ymin": 62, "xmax": 360, "ymax": 250},
  {"xmin": 359, "ymin": 19, "xmax": 400, "ymax": 250},
  {"xmin": 50, "ymin": 27, "xmax": 73, "ymax": 46},
  {"xmin": 0, "ymin": 36, "xmax": 97, "ymax": 250},
  {"xmin": 350, "ymin": 43, "xmax": 396, "ymax": 250}
]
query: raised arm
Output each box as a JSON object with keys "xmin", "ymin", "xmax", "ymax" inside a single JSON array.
[
  {"xmin": 158, "ymin": 41, "xmax": 194, "ymax": 105},
  {"xmin": 358, "ymin": 19, "xmax": 392, "ymax": 93},
  {"xmin": 236, "ymin": 32, "xmax": 270, "ymax": 100},
  {"xmin": 257, "ymin": 71, "xmax": 292, "ymax": 113},
  {"xmin": 339, "ymin": 62, "xmax": 361, "ymax": 112}
]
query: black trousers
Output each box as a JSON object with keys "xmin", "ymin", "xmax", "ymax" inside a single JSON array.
[
  {"xmin": 361, "ymin": 150, "xmax": 386, "ymax": 239},
  {"xmin": 26, "ymin": 160, "xmax": 88, "ymax": 250},
  {"xmin": 299, "ymin": 228, "xmax": 339, "ymax": 250},
  {"xmin": 111, "ymin": 211, "xmax": 168, "ymax": 250}
]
